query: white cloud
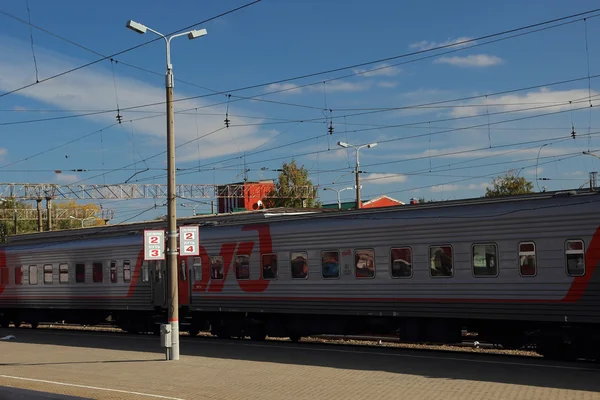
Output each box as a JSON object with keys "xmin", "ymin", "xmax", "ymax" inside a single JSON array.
[
  {"xmin": 565, "ymin": 170, "xmax": 585, "ymax": 176},
  {"xmin": 430, "ymin": 184, "xmax": 461, "ymax": 192},
  {"xmin": 434, "ymin": 54, "xmax": 503, "ymax": 68},
  {"xmin": 410, "ymin": 37, "xmax": 474, "ymax": 51},
  {"xmin": 377, "ymin": 81, "xmax": 398, "ymax": 88},
  {"xmin": 266, "ymin": 80, "xmax": 369, "ymax": 95},
  {"xmin": 0, "ymin": 35, "xmax": 267, "ymax": 163},
  {"xmin": 0, "ymin": 148, "xmax": 6, "ymax": 161},
  {"xmin": 423, "ymin": 145, "xmax": 569, "ymax": 160},
  {"xmin": 449, "ymin": 88, "xmax": 599, "ymax": 118},
  {"xmin": 353, "ymin": 63, "xmax": 401, "ymax": 77},
  {"xmin": 467, "ymin": 182, "xmax": 491, "ymax": 190},
  {"xmin": 55, "ymin": 173, "xmax": 80, "ymax": 183},
  {"xmin": 364, "ymin": 173, "xmax": 408, "ymax": 184}
]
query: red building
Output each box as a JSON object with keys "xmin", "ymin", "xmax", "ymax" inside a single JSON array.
[
  {"xmin": 360, "ymin": 195, "xmax": 404, "ymax": 209},
  {"xmin": 216, "ymin": 180, "xmax": 275, "ymax": 213}
]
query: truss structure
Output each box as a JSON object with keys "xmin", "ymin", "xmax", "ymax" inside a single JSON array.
[
  {"xmin": 0, "ymin": 183, "xmax": 317, "ymax": 200},
  {"xmin": 0, "ymin": 208, "xmax": 115, "ymax": 221}
]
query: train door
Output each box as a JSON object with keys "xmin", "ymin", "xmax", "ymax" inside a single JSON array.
[
  {"xmin": 150, "ymin": 260, "xmax": 166, "ymax": 308},
  {"xmin": 178, "ymin": 256, "xmax": 190, "ymax": 307}
]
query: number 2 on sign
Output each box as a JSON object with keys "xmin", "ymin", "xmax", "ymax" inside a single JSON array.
[
  {"xmin": 185, "ymin": 232, "xmax": 194, "ymax": 240},
  {"xmin": 149, "ymin": 236, "xmax": 159, "ymax": 244}
]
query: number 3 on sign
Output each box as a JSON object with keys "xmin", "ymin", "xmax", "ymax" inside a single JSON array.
[{"xmin": 150, "ymin": 249, "xmax": 160, "ymax": 257}]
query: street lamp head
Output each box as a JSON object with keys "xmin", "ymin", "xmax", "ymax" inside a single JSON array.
[
  {"xmin": 126, "ymin": 20, "xmax": 147, "ymax": 34},
  {"xmin": 367, "ymin": 142, "xmax": 377, "ymax": 148},
  {"xmin": 187, "ymin": 29, "xmax": 207, "ymax": 40},
  {"xmin": 337, "ymin": 141, "xmax": 349, "ymax": 148}
]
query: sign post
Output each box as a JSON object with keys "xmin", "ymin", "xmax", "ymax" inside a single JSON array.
[
  {"xmin": 179, "ymin": 226, "xmax": 199, "ymax": 256},
  {"xmin": 144, "ymin": 229, "xmax": 165, "ymax": 260}
]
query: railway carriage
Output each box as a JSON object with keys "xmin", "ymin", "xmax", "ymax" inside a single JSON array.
[{"xmin": 1, "ymin": 189, "xmax": 599, "ymax": 360}]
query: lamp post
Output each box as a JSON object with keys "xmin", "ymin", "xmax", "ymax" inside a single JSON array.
[
  {"xmin": 69, "ymin": 216, "xmax": 95, "ymax": 228},
  {"xmin": 583, "ymin": 152, "xmax": 600, "ymax": 190},
  {"xmin": 127, "ymin": 19, "xmax": 208, "ymax": 361},
  {"xmin": 337, "ymin": 141, "xmax": 377, "ymax": 209},
  {"xmin": 323, "ymin": 186, "xmax": 359, "ymax": 209},
  {"xmin": 180, "ymin": 203, "xmax": 198, "ymax": 216}
]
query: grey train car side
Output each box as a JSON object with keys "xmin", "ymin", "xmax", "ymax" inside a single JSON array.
[{"xmin": 1, "ymin": 190, "xmax": 599, "ymax": 360}]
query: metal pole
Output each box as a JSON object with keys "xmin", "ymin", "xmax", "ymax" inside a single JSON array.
[
  {"xmin": 337, "ymin": 191, "xmax": 341, "ymax": 210},
  {"xmin": 45, "ymin": 197, "xmax": 52, "ymax": 231},
  {"xmin": 165, "ymin": 55, "xmax": 180, "ymax": 361},
  {"xmin": 36, "ymin": 199, "xmax": 43, "ymax": 232},
  {"xmin": 355, "ymin": 149, "xmax": 361, "ymax": 209}
]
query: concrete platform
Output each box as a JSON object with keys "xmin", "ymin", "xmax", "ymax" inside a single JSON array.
[{"xmin": 0, "ymin": 328, "xmax": 599, "ymax": 400}]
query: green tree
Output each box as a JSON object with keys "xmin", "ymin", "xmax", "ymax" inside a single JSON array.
[
  {"xmin": 264, "ymin": 159, "xmax": 320, "ymax": 208},
  {"xmin": 0, "ymin": 199, "xmax": 38, "ymax": 242},
  {"xmin": 53, "ymin": 200, "xmax": 105, "ymax": 230},
  {"xmin": 485, "ymin": 170, "xmax": 534, "ymax": 197}
]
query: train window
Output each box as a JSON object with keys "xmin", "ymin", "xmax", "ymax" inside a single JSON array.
[
  {"xmin": 123, "ymin": 260, "xmax": 131, "ymax": 283},
  {"xmin": 262, "ymin": 253, "xmax": 278, "ymax": 280},
  {"xmin": 210, "ymin": 256, "xmax": 224, "ymax": 280},
  {"xmin": 429, "ymin": 246, "xmax": 453, "ymax": 277},
  {"xmin": 291, "ymin": 252, "xmax": 308, "ymax": 279},
  {"xmin": 93, "ymin": 263, "xmax": 103, "ymax": 283},
  {"xmin": 110, "ymin": 261, "xmax": 118, "ymax": 283},
  {"xmin": 193, "ymin": 257, "xmax": 202, "ymax": 281},
  {"xmin": 15, "ymin": 267, "xmax": 22, "ymax": 285},
  {"xmin": 141, "ymin": 262, "xmax": 149, "ymax": 283},
  {"xmin": 235, "ymin": 255, "xmax": 250, "ymax": 280},
  {"xmin": 566, "ymin": 240, "xmax": 585, "ymax": 277},
  {"xmin": 59, "ymin": 264, "xmax": 69, "ymax": 284},
  {"xmin": 355, "ymin": 249, "xmax": 375, "ymax": 279},
  {"xmin": 76, "ymin": 263, "xmax": 85, "ymax": 283},
  {"xmin": 321, "ymin": 251, "xmax": 340, "ymax": 279},
  {"xmin": 154, "ymin": 261, "xmax": 162, "ymax": 282},
  {"xmin": 472, "ymin": 244, "xmax": 498, "ymax": 277},
  {"xmin": 180, "ymin": 259, "xmax": 187, "ymax": 281},
  {"xmin": 0, "ymin": 268, "xmax": 8, "ymax": 285},
  {"xmin": 391, "ymin": 248, "xmax": 412, "ymax": 278},
  {"xmin": 43, "ymin": 264, "xmax": 53, "ymax": 284},
  {"xmin": 519, "ymin": 242, "xmax": 536, "ymax": 276},
  {"xmin": 29, "ymin": 265, "xmax": 38, "ymax": 285}
]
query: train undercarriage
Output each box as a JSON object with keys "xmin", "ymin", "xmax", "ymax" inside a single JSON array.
[{"xmin": 1, "ymin": 307, "xmax": 598, "ymax": 362}]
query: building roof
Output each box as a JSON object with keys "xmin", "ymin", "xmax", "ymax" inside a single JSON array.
[{"xmin": 361, "ymin": 195, "xmax": 405, "ymax": 206}]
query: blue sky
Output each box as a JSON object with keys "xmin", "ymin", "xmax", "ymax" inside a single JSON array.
[{"xmin": 1, "ymin": 0, "xmax": 600, "ymax": 223}]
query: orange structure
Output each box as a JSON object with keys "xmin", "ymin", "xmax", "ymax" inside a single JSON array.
[
  {"xmin": 216, "ymin": 181, "xmax": 275, "ymax": 213},
  {"xmin": 360, "ymin": 195, "xmax": 404, "ymax": 209}
]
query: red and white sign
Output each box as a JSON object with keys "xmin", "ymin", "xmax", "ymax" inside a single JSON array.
[
  {"xmin": 144, "ymin": 229, "xmax": 165, "ymax": 260},
  {"xmin": 179, "ymin": 226, "xmax": 199, "ymax": 256}
]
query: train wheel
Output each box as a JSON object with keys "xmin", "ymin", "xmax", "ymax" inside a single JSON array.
[
  {"xmin": 188, "ymin": 328, "xmax": 200, "ymax": 337},
  {"xmin": 289, "ymin": 335, "xmax": 301, "ymax": 343},
  {"xmin": 30, "ymin": 322, "xmax": 39, "ymax": 329}
]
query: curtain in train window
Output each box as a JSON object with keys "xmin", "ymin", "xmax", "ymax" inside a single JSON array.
[
  {"xmin": 355, "ymin": 249, "xmax": 375, "ymax": 278},
  {"xmin": 110, "ymin": 261, "xmax": 118, "ymax": 283},
  {"xmin": 210, "ymin": 256, "xmax": 224, "ymax": 280},
  {"xmin": 262, "ymin": 253, "xmax": 278, "ymax": 279},
  {"xmin": 565, "ymin": 240, "xmax": 585, "ymax": 277},
  {"xmin": 290, "ymin": 252, "xmax": 308, "ymax": 279},
  {"xmin": 93, "ymin": 263, "xmax": 103, "ymax": 283},
  {"xmin": 472, "ymin": 244, "xmax": 498, "ymax": 276},
  {"xmin": 235, "ymin": 255, "xmax": 250, "ymax": 280},
  {"xmin": 391, "ymin": 248, "xmax": 412, "ymax": 278},
  {"xmin": 123, "ymin": 260, "xmax": 131, "ymax": 283},
  {"xmin": 321, "ymin": 251, "xmax": 340, "ymax": 279},
  {"xmin": 59, "ymin": 263, "xmax": 69, "ymax": 284},
  {"xmin": 15, "ymin": 266, "xmax": 22, "ymax": 285},
  {"xmin": 519, "ymin": 242, "xmax": 536, "ymax": 276},
  {"xmin": 429, "ymin": 246, "xmax": 453, "ymax": 277},
  {"xmin": 0, "ymin": 268, "xmax": 9, "ymax": 285},
  {"xmin": 43, "ymin": 264, "xmax": 53, "ymax": 284},
  {"xmin": 29, "ymin": 265, "xmax": 38, "ymax": 285},
  {"xmin": 75, "ymin": 263, "xmax": 85, "ymax": 283},
  {"xmin": 193, "ymin": 257, "xmax": 202, "ymax": 281}
]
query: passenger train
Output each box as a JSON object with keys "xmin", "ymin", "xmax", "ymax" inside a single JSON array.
[{"xmin": 1, "ymin": 189, "xmax": 599, "ymax": 360}]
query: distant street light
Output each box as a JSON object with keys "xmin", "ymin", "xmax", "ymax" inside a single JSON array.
[
  {"xmin": 323, "ymin": 186, "xmax": 360, "ymax": 210},
  {"xmin": 69, "ymin": 216, "xmax": 94, "ymax": 228},
  {"xmin": 337, "ymin": 141, "xmax": 377, "ymax": 209},
  {"xmin": 126, "ymin": 18, "xmax": 207, "ymax": 362}
]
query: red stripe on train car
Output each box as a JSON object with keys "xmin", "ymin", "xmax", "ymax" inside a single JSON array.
[
  {"xmin": 0, "ymin": 249, "xmax": 6, "ymax": 295},
  {"xmin": 561, "ymin": 225, "xmax": 600, "ymax": 302},
  {"xmin": 127, "ymin": 250, "xmax": 144, "ymax": 298}
]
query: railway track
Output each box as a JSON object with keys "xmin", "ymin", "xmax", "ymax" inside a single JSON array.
[{"xmin": 1, "ymin": 322, "xmax": 541, "ymax": 358}]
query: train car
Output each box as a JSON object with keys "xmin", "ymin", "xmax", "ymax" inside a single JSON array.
[{"xmin": 1, "ymin": 189, "xmax": 599, "ymax": 360}]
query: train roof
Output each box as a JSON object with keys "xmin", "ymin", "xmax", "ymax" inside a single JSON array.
[{"xmin": 3, "ymin": 188, "xmax": 599, "ymax": 246}]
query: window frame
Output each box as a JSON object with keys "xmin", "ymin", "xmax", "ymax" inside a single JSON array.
[
  {"xmin": 234, "ymin": 254, "xmax": 251, "ymax": 280},
  {"xmin": 92, "ymin": 262, "xmax": 103, "ymax": 283},
  {"xmin": 59, "ymin": 263, "xmax": 69, "ymax": 284},
  {"xmin": 75, "ymin": 263, "xmax": 86, "ymax": 283},
  {"xmin": 209, "ymin": 256, "xmax": 225, "ymax": 280},
  {"xmin": 141, "ymin": 262, "xmax": 149, "ymax": 283},
  {"xmin": 471, "ymin": 243, "xmax": 499, "ymax": 277},
  {"xmin": 518, "ymin": 241, "xmax": 537, "ymax": 277},
  {"xmin": 261, "ymin": 253, "xmax": 278, "ymax": 280},
  {"xmin": 290, "ymin": 251, "xmax": 308, "ymax": 280},
  {"xmin": 354, "ymin": 248, "xmax": 376, "ymax": 279},
  {"xmin": 390, "ymin": 247, "xmax": 413, "ymax": 279},
  {"xmin": 565, "ymin": 239, "xmax": 586, "ymax": 277},
  {"xmin": 15, "ymin": 266, "xmax": 22, "ymax": 285},
  {"xmin": 429, "ymin": 245, "xmax": 454, "ymax": 278},
  {"xmin": 110, "ymin": 261, "xmax": 118, "ymax": 283},
  {"xmin": 192, "ymin": 257, "xmax": 202, "ymax": 281},
  {"xmin": 0, "ymin": 267, "xmax": 9, "ymax": 285},
  {"xmin": 43, "ymin": 264, "xmax": 53, "ymax": 284},
  {"xmin": 321, "ymin": 250, "xmax": 340, "ymax": 280},
  {"xmin": 123, "ymin": 260, "xmax": 131, "ymax": 283}
]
